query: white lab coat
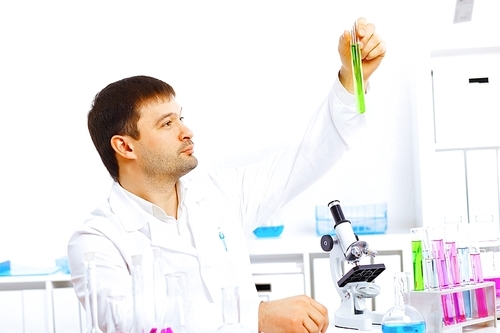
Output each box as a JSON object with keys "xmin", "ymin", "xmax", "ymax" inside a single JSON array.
[{"xmin": 67, "ymin": 77, "xmax": 367, "ymax": 333}]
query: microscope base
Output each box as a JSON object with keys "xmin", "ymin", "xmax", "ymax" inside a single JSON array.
[{"xmin": 334, "ymin": 309, "xmax": 384, "ymax": 331}]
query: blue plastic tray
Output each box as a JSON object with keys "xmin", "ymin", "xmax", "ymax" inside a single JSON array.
[{"xmin": 253, "ymin": 225, "xmax": 284, "ymax": 238}]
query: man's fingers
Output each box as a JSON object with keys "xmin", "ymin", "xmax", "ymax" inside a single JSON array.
[
  {"xmin": 361, "ymin": 29, "xmax": 385, "ymax": 59},
  {"xmin": 308, "ymin": 298, "xmax": 329, "ymax": 332}
]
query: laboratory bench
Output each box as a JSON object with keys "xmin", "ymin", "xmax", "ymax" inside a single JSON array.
[
  {"xmin": 0, "ymin": 272, "xmax": 80, "ymax": 332},
  {"xmin": 0, "ymin": 231, "xmax": 414, "ymax": 332}
]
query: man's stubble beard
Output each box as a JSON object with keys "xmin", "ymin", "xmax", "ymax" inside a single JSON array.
[{"xmin": 142, "ymin": 150, "xmax": 198, "ymax": 181}]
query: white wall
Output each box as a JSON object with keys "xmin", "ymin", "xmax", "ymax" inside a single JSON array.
[{"xmin": 2, "ymin": 0, "xmax": 492, "ymax": 266}]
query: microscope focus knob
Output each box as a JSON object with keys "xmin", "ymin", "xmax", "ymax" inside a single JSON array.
[{"xmin": 321, "ymin": 234, "xmax": 334, "ymax": 252}]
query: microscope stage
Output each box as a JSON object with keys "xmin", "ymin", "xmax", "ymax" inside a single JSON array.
[{"xmin": 337, "ymin": 263, "xmax": 386, "ymax": 287}]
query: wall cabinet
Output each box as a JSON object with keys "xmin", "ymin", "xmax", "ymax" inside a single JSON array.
[
  {"xmin": 0, "ymin": 290, "xmax": 24, "ymax": 331},
  {"xmin": 423, "ymin": 47, "xmax": 500, "ymax": 239},
  {"xmin": 250, "ymin": 253, "xmax": 306, "ymax": 302},
  {"xmin": 432, "ymin": 49, "xmax": 500, "ymax": 147}
]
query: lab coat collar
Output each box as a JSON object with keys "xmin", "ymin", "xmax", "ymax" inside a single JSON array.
[
  {"xmin": 108, "ymin": 179, "xmax": 208, "ymax": 256},
  {"xmin": 178, "ymin": 172, "xmax": 206, "ymax": 203},
  {"xmin": 108, "ymin": 178, "xmax": 205, "ymax": 231},
  {"xmin": 109, "ymin": 181, "xmax": 150, "ymax": 232}
]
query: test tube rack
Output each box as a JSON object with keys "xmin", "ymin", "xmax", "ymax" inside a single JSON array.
[{"xmin": 409, "ymin": 282, "xmax": 496, "ymax": 333}]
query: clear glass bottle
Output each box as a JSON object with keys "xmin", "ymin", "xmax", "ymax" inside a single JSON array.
[
  {"xmin": 152, "ymin": 247, "xmax": 168, "ymax": 332},
  {"xmin": 106, "ymin": 295, "xmax": 132, "ymax": 333},
  {"xmin": 213, "ymin": 286, "xmax": 252, "ymax": 333},
  {"xmin": 381, "ymin": 272, "xmax": 426, "ymax": 333},
  {"xmin": 84, "ymin": 252, "xmax": 103, "ymax": 333},
  {"xmin": 131, "ymin": 255, "xmax": 147, "ymax": 333},
  {"xmin": 165, "ymin": 272, "xmax": 189, "ymax": 333}
]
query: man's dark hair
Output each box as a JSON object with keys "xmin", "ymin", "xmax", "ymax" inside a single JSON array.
[{"xmin": 87, "ymin": 75, "xmax": 176, "ymax": 182}]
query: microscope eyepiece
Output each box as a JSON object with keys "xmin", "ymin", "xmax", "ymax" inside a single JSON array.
[{"xmin": 328, "ymin": 200, "xmax": 346, "ymax": 224}]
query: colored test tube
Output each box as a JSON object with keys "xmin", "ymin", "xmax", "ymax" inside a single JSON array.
[
  {"xmin": 431, "ymin": 237, "xmax": 456, "ymax": 325},
  {"xmin": 470, "ymin": 251, "xmax": 489, "ymax": 318},
  {"xmin": 412, "ymin": 240, "xmax": 425, "ymax": 290},
  {"xmin": 445, "ymin": 241, "xmax": 466, "ymax": 323},
  {"xmin": 410, "ymin": 228, "xmax": 425, "ymax": 291}
]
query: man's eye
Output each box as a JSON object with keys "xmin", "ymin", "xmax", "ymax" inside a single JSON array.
[
  {"xmin": 163, "ymin": 121, "xmax": 172, "ymax": 127},
  {"xmin": 180, "ymin": 116, "xmax": 185, "ymax": 122}
]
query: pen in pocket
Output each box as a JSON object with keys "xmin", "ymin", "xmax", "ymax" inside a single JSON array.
[{"xmin": 218, "ymin": 227, "xmax": 228, "ymax": 252}]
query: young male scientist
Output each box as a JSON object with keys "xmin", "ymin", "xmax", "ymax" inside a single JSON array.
[{"xmin": 68, "ymin": 17, "xmax": 386, "ymax": 333}]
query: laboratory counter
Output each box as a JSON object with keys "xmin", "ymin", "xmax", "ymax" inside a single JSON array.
[
  {"xmin": 3, "ymin": 231, "xmax": 493, "ymax": 333},
  {"xmin": 0, "ymin": 231, "xmax": 412, "ymax": 333},
  {"xmin": 0, "ymin": 271, "xmax": 498, "ymax": 333}
]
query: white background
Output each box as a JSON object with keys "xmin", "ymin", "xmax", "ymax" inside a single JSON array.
[{"xmin": 0, "ymin": 0, "xmax": 498, "ymax": 266}]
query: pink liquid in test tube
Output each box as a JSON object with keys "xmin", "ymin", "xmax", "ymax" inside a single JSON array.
[
  {"xmin": 445, "ymin": 241, "xmax": 466, "ymax": 323},
  {"xmin": 432, "ymin": 239, "xmax": 456, "ymax": 325},
  {"xmin": 470, "ymin": 252, "xmax": 489, "ymax": 318}
]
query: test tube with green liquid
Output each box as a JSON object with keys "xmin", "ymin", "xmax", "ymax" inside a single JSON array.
[
  {"xmin": 410, "ymin": 228, "xmax": 425, "ymax": 291},
  {"xmin": 412, "ymin": 240, "xmax": 424, "ymax": 290},
  {"xmin": 350, "ymin": 22, "xmax": 366, "ymax": 114}
]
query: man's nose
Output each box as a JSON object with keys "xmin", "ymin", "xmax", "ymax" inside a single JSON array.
[{"xmin": 179, "ymin": 123, "xmax": 194, "ymax": 140}]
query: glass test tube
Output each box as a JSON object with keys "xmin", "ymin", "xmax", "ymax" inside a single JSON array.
[
  {"xmin": 131, "ymin": 255, "xmax": 147, "ymax": 333},
  {"xmin": 84, "ymin": 252, "xmax": 103, "ymax": 333},
  {"xmin": 424, "ymin": 249, "xmax": 439, "ymax": 290},
  {"xmin": 443, "ymin": 223, "xmax": 466, "ymax": 322},
  {"xmin": 456, "ymin": 222, "xmax": 472, "ymax": 318},
  {"xmin": 153, "ymin": 248, "xmax": 168, "ymax": 332},
  {"xmin": 457, "ymin": 246, "xmax": 472, "ymax": 318},
  {"xmin": 350, "ymin": 25, "xmax": 365, "ymax": 114},
  {"xmin": 470, "ymin": 250, "xmax": 489, "ymax": 318},
  {"xmin": 410, "ymin": 228, "xmax": 425, "ymax": 291},
  {"xmin": 445, "ymin": 240, "xmax": 466, "ymax": 323},
  {"xmin": 430, "ymin": 227, "xmax": 455, "ymax": 326},
  {"xmin": 421, "ymin": 227, "xmax": 438, "ymax": 291}
]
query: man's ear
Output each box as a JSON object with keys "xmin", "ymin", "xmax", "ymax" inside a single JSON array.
[{"xmin": 110, "ymin": 135, "xmax": 137, "ymax": 160}]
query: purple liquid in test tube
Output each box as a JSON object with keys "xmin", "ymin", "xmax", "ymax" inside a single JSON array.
[{"xmin": 432, "ymin": 239, "xmax": 456, "ymax": 325}]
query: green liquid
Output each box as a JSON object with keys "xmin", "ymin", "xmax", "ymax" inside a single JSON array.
[
  {"xmin": 412, "ymin": 240, "xmax": 424, "ymax": 291},
  {"xmin": 350, "ymin": 43, "xmax": 365, "ymax": 114}
]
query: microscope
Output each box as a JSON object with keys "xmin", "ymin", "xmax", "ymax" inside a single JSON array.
[{"xmin": 320, "ymin": 200, "xmax": 386, "ymax": 331}]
